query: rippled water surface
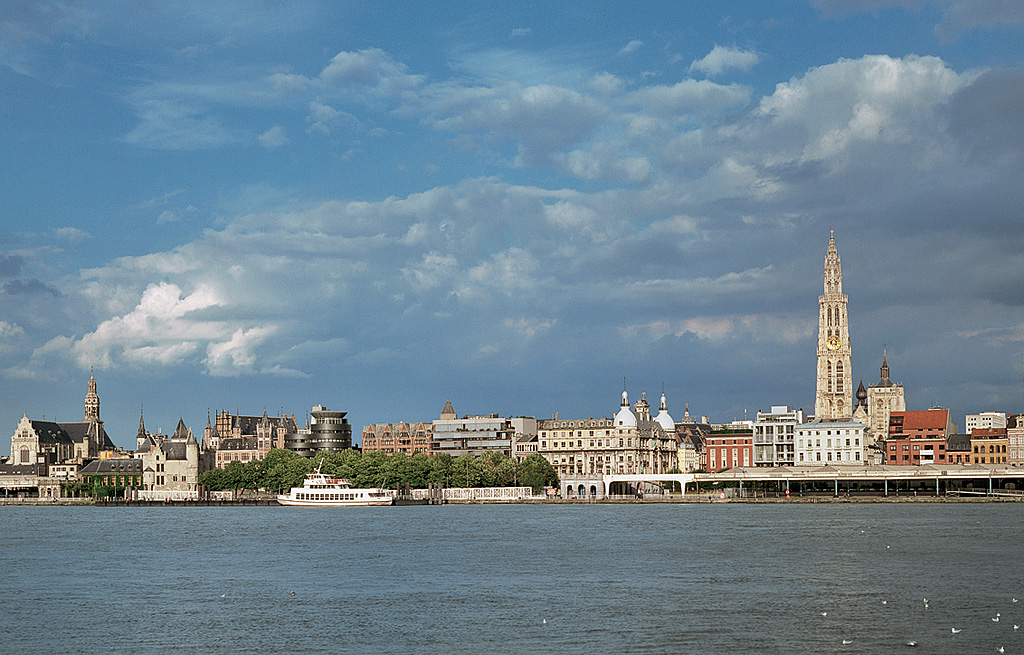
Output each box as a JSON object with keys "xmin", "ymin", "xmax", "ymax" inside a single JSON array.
[{"xmin": 1, "ymin": 503, "xmax": 1022, "ymax": 654}]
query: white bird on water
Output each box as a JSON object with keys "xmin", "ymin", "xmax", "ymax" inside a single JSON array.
[
  {"xmin": 542, "ymin": 619, "xmax": 547, "ymax": 625},
  {"xmin": 1014, "ymin": 625, "xmax": 1019, "ymax": 631},
  {"xmin": 1013, "ymin": 598, "xmax": 1019, "ymax": 603},
  {"xmin": 997, "ymin": 647, "xmax": 1004, "ymax": 654},
  {"xmin": 951, "ymin": 628, "xmax": 961, "ymax": 634},
  {"xmin": 907, "ymin": 640, "xmax": 917, "ymax": 647},
  {"xmin": 842, "ymin": 639, "xmax": 853, "ymax": 645},
  {"xmin": 882, "ymin": 600, "xmax": 888, "ymax": 605},
  {"xmin": 821, "ymin": 612, "xmax": 828, "ymax": 616}
]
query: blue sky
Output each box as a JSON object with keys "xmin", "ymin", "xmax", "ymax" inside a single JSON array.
[{"xmin": 3, "ymin": 0, "xmax": 1024, "ymax": 450}]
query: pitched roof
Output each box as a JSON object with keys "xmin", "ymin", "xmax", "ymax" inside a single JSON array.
[
  {"xmin": 440, "ymin": 399, "xmax": 456, "ymax": 419},
  {"xmin": 891, "ymin": 409, "xmax": 949, "ymax": 430},
  {"xmin": 59, "ymin": 421, "xmax": 116, "ymax": 450},
  {"xmin": 80, "ymin": 459, "xmax": 143, "ymax": 474},
  {"xmin": 29, "ymin": 420, "xmax": 74, "ymax": 445}
]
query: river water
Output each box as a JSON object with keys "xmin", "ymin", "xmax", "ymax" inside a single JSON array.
[{"xmin": 1, "ymin": 503, "xmax": 1022, "ymax": 654}]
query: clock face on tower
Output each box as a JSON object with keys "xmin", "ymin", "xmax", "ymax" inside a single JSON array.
[{"xmin": 826, "ymin": 335, "xmax": 841, "ymax": 350}]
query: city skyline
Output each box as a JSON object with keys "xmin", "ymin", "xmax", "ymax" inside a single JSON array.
[{"xmin": 3, "ymin": 1, "xmax": 1024, "ymax": 450}]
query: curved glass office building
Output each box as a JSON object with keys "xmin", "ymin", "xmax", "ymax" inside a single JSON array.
[{"xmin": 284, "ymin": 404, "xmax": 352, "ymax": 456}]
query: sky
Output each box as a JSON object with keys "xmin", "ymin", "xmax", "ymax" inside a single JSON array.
[{"xmin": 3, "ymin": 0, "xmax": 1024, "ymax": 451}]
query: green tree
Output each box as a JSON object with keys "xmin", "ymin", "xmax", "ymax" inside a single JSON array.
[
  {"xmin": 519, "ymin": 453, "xmax": 559, "ymax": 493},
  {"xmin": 199, "ymin": 467, "xmax": 227, "ymax": 491}
]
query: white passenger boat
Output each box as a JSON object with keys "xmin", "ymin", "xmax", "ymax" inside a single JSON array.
[{"xmin": 276, "ymin": 467, "xmax": 393, "ymax": 506}]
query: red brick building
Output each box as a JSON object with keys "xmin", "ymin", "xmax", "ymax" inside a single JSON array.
[
  {"xmin": 705, "ymin": 432, "xmax": 753, "ymax": 472},
  {"xmin": 361, "ymin": 422, "xmax": 434, "ymax": 455},
  {"xmin": 883, "ymin": 408, "xmax": 953, "ymax": 465}
]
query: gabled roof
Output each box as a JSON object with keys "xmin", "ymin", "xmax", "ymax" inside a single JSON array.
[
  {"xmin": 946, "ymin": 433, "xmax": 971, "ymax": 451},
  {"xmin": 891, "ymin": 409, "xmax": 949, "ymax": 431},
  {"xmin": 59, "ymin": 421, "xmax": 116, "ymax": 450},
  {"xmin": 29, "ymin": 420, "xmax": 74, "ymax": 445}
]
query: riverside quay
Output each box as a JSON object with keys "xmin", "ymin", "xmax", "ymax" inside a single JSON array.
[{"xmin": 564, "ymin": 463, "xmax": 1024, "ymax": 499}]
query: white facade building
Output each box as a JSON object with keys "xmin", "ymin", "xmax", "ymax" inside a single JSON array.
[
  {"xmin": 965, "ymin": 412, "xmax": 1007, "ymax": 433},
  {"xmin": 795, "ymin": 418, "xmax": 869, "ymax": 465},
  {"xmin": 753, "ymin": 406, "xmax": 806, "ymax": 467}
]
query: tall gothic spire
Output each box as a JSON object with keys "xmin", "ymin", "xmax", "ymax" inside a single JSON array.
[
  {"xmin": 815, "ymin": 231, "xmax": 852, "ymax": 419},
  {"xmin": 84, "ymin": 368, "xmax": 100, "ymax": 422},
  {"xmin": 137, "ymin": 406, "xmax": 146, "ymax": 439},
  {"xmin": 823, "ymin": 229, "xmax": 843, "ymax": 297}
]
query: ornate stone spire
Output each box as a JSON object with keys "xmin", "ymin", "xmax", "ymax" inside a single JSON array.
[
  {"xmin": 815, "ymin": 231, "xmax": 852, "ymax": 419},
  {"xmin": 84, "ymin": 368, "xmax": 100, "ymax": 422},
  {"xmin": 880, "ymin": 348, "xmax": 890, "ymax": 381},
  {"xmin": 137, "ymin": 406, "xmax": 147, "ymax": 439}
]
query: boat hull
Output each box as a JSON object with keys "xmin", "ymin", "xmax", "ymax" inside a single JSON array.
[{"xmin": 276, "ymin": 496, "xmax": 393, "ymax": 507}]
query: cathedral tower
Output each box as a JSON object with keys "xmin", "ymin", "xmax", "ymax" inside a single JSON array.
[
  {"xmin": 84, "ymin": 368, "xmax": 100, "ymax": 422},
  {"xmin": 815, "ymin": 232, "xmax": 853, "ymax": 418}
]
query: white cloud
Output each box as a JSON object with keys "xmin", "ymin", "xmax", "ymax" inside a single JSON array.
[
  {"xmin": 53, "ymin": 227, "xmax": 89, "ymax": 242},
  {"xmin": 618, "ymin": 40, "xmax": 644, "ymax": 56},
  {"xmin": 0, "ymin": 321, "xmax": 25, "ymax": 339},
  {"xmin": 258, "ymin": 125, "xmax": 289, "ymax": 148},
  {"xmin": 38, "ymin": 281, "xmax": 277, "ymax": 375},
  {"xmin": 205, "ymin": 326, "xmax": 275, "ymax": 376},
  {"xmin": 628, "ymin": 79, "xmax": 750, "ymax": 115},
  {"xmin": 157, "ymin": 210, "xmax": 179, "ymax": 224},
  {"xmin": 689, "ymin": 45, "xmax": 760, "ymax": 77},
  {"xmin": 424, "ymin": 83, "xmax": 606, "ymax": 163},
  {"xmin": 319, "ymin": 48, "xmax": 425, "ymax": 98}
]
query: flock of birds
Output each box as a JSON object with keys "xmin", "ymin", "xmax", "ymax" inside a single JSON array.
[{"xmin": 829, "ymin": 594, "xmax": 1020, "ymax": 651}]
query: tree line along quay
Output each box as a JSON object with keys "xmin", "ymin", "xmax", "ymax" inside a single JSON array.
[{"xmin": 59, "ymin": 449, "xmax": 560, "ymax": 501}]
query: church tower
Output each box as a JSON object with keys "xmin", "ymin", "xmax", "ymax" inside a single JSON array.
[
  {"xmin": 866, "ymin": 349, "xmax": 906, "ymax": 441},
  {"xmin": 815, "ymin": 232, "xmax": 853, "ymax": 418},
  {"xmin": 84, "ymin": 368, "xmax": 100, "ymax": 422}
]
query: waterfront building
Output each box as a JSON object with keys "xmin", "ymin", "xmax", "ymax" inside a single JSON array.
[
  {"xmin": 284, "ymin": 405, "xmax": 353, "ymax": 457},
  {"xmin": 538, "ymin": 389, "xmax": 678, "ymax": 483},
  {"xmin": 361, "ymin": 421, "xmax": 434, "ymax": 455},
  {"xmin": 752, "ymin": 405, "xmax": 806, "ymax": 467},
  {"xmin": 865, "ymin": 351, "xmax": 906, "ymax": 442},
  {"xmin": 965, "ymin": 411, "xmax": 1007, "ymax": 433},
  {"xmin": 9, "ymin": 415, "xmax": 74, "ymax": 468},
  {"xmin": 1009, "ymin": 415, "xmax": 1024, "ymax": 466},
  {"xmin": 207, "ymin": 408, "xmax": 298, "ymax": 467},
  {"xmin": 815, "ymin": 232, "xmax": 853, "ymax": 419},
  {"xmin": 79, "ymin": 458, "xmax": 143, "ymax": 490},
  {"xmin": 514, "ymin": 434, "xmax": 538, "ymax": 461},
  {"xmin": 945, "ymin": 433, "xmax": 972, "ymax": 465},
  {"xmin": 136, "ymin": 417, "xmax": 214, "ymax": 494},
  {"xmin": 882, "ymin": 408, "xmax": 953, "ymax": 465},
  {"xmin": 676, "ymin": 426, "xmax": 706, "ymax": 472},
  {"xmin": 8, "ymin": 373, "xmax": 116, "ymax": 466},
  {"xmin": 795, "ymin": 418, "xmax": 868, "ymax": 465},
  {"xmin": 970, "ymin": 427, "xmax": 1008, "ymax": 465},
  {"xmin": 430, "ymin": 400, "xmax": 525, "ymax": 457},
  {"xmin": 705, "ymin": 431, "xmax": 753, "ymax": 472}
]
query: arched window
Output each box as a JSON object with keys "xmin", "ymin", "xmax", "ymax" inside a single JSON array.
[
  {"xmin": 836, "ymin": 362, "xmax": 844, "ymax": 393},
  {"xmin": 19, "ymin": 447, "xmax": 30, "ymax": 464}
]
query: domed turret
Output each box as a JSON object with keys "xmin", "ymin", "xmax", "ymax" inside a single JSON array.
[
  {"xmin": 615, "ymin": 389, "xmax": 637, "ymax": 428},
  {"xmin": 655, "ymin": 392, "xmax": 675, "ymax": 431}
]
